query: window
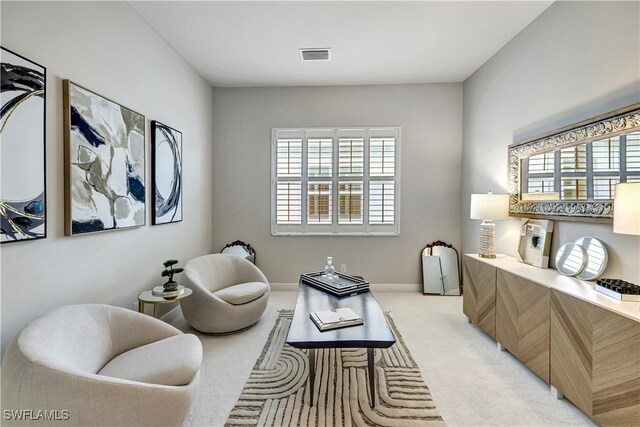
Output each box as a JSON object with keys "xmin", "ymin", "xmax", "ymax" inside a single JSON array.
[
  {"xmin": 271, "ymin": 127, "xmax": 400, "ymax": 235},
  {"xmin": 523, "ymin": 132, "xmax": 640, "ymax": 201}
]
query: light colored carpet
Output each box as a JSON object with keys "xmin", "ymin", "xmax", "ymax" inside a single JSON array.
[
  {"xmin": 225, "ymin": 311, "xmax": 446, "ymax": 426},
  {"xmin": 172, "ymin": 291, "xmax": 596, "ymax": 426}
]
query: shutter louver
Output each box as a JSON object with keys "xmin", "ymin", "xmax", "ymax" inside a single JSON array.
[
  {"xmin": 308, "ymin": 138, "xmax": 332, "ymax": 177},
  {"xmin": 308, "ymin": 182, "xmax": 332, "ymax": 224},
  {"xmin": 369, "ymin": 181, "xmax": 395, "ymax": 224},
  {"xmin": 528, "ymin": 152, "xmax": 555, "ymax": 174},
  {"xmin": 370, "ymin": 138, "xmax": 396, "ymax": 176},
  {"xmin": 339, "ymin": 138, "xmax": 364, "ymax": 176},
  {"xmin": 276, "ymin": 139, "xmax": 302, "ymax": 177},
  {"xmin": 626, "ymin": 133, "xmax": 640, "ymax": 172},
  {"xmin": 592, "ymin": 137, "xmax": 620, "ymax": 171},
  {"xmin": 276, "ymin": 182, "xmax": 302, "ymax": 224},
  {"xmin": 338, "ymin": 182, "xmax": 363, "ymax": 224}
]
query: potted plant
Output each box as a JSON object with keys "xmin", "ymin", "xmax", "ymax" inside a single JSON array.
[{"xmin": 161, "ymin": 259, "xmax": 184, "ymax": 292}]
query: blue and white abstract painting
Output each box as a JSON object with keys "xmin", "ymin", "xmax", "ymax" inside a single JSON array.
[
  {"xmin": 0, "ymin": 47, "xmax": 47, "ymax": 244},
  {"xmin": 151, "ymin": 121, "xmax": 182, "ymax": 225},
  {"xmin": 65, "ymin": 81, "xmax": 145, "ymax": 235}
]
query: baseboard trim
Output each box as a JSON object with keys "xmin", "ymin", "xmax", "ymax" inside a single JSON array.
[
  {"xmin": 270, "ymin": 283, "xmax": 421, "ymax": 292},
  {"xmin": 160, "ymin": 306, "xmax": 182, "ymax": 323}
]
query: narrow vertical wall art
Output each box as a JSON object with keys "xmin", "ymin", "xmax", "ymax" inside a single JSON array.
[
  {"xmin": 0, "ymin": 47, "xmax": 47, "ymax": 243},
  {"xmin": 151, "ymin": 121, "xmax": 182, "ymax": 225},
  {"xmin": 63, "ymin": 80, "xmax": 145, "ymax": 235}
]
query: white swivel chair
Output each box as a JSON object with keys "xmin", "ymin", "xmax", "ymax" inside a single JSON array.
[
  {"xmin": 1, "ymin": 304, "xmax": 202, "ymax": 426},
  {"xmin": 180, "ymin": 254, "xmax": 270, "ymax": 333}
]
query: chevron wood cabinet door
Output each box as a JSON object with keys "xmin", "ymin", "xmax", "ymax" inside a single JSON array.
[
  {"xmin": 592, "ymin": 304, "xmax": 640, "ymax": 426},
  {"xmin": 551, "ymin": 290, "xmax": 594, "ymax": 416},
  {"xmin": 496, "ymin": 270, "xmax": 550, "ymax": 383},
  {"xmin": 551, "ymin": 289, "xmax": 640, "ymax": 426},
  {"xmin": 463, "ymin": 255, "xmax": 497, "ymax": 339}
]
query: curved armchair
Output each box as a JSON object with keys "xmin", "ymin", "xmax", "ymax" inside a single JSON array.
[
  {"xmin": 180, "ymin": 254, "xmax": 270, "ymax": 333},
  {"xmin": 1, "ymin": 304, "xmax": 201, "ymax": 427}
]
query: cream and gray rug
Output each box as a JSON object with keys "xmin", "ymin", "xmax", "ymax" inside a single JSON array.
[{"xmin": 225, "ymin": 310, "xmax": 446, "ymax": 426}]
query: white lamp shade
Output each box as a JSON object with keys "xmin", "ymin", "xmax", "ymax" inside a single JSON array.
[
  {"xmin": 613, "ymin": 182, "xmax": 640, "ymax": 235},
  {"xmin": 470, "ymin": 193, "xmax": 509, "ymax": 220}
]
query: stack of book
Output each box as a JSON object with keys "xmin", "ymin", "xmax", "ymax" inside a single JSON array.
[
  {"xmin": 301, "ymin": 271, "xmax": 370, "ymax": 297},
  {"xmin": 310, "ymin": 307, "xmax": 364, "ymax": 331}
]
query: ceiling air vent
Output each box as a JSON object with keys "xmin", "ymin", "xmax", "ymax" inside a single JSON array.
[{"xmin": 299, "ymin": 48, "xmax": 331, "ymax": 62}]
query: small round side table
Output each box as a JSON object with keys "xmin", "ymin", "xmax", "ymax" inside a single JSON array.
[{"xmin": 137, "ymin": 287, "xmax": 193, "ymax": 318}]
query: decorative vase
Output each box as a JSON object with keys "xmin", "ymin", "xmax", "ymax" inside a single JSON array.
[{"xmin": 163, "ymin": 281, "xmax": 179, "ymax": 292}]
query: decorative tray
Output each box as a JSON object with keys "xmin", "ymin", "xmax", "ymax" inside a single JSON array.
[
  {"xmin": 596, "ymin": 278, "xmax": 640, "ymax": 302},
  {"xmin": 301, "ymin": 271, "xmax": 370, "ymax": 297}
]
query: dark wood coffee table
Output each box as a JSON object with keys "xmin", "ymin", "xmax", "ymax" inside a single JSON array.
[{"xmin": 286, "ymin": 278, "xmax": 396, "ymax": 407}]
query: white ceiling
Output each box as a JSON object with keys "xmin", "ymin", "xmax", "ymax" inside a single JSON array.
[{"xmin": 130, "ymin": 1, "xmax": 552, "ymax": 87}]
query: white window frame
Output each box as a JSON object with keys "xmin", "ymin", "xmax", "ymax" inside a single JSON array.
[{"xmin": 271, "ymin": 127, "xmax": 401, "ymax": 236}]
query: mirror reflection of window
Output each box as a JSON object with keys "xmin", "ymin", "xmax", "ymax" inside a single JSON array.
[{"xmin": 521, "ymin": 131, "xmax": 640, "ymax": 201}]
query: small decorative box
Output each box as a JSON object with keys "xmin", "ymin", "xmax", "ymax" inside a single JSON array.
[{"xmin": 595, "ymin": 278, "xmax": 640, "ymax": 302}]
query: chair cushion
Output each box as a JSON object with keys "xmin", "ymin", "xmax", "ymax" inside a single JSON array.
[
  {"xmin": 98, "ymin": 334, "xmax": 202, "ymax": 386},
  {"xmin": 214, "ymin": 282, "xmax": 268, "ymax": 305}
]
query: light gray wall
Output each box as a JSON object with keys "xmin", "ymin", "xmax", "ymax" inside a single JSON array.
[
  {"xmin": 0, "ymin": 2, "xmax": 213, "ymax": 353},
  {"xmin": 212, "ymin": 84, "xmax": 463, "ymax": 284},
  {"xmin": 462, "ymin": 1, "xmax": 640, "ymax": 281}
]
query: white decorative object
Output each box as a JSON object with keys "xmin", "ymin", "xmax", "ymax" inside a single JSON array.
[
  {"xmin": 470, "ymin": 193, "xmax": 509, "ymax": 258},
  {"xmin": 555, "ymin": 242, "xmax": 587, "ymax": 277},
  {"xmin": 517, "ymin": 218, "xmax": 554, "ymax": 268},
  {"xmin": 575, "ymin": 237, "xmax": 608, "ymax": 281},
  {"xmin": 613, "ymin": 182, "xmax": 640, "ymax": 236}
]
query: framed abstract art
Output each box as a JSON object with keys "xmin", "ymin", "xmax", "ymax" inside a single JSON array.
[
  {"xmin": 63, "ymin": 80, "xmax": 145, "ymax": 235},
  {"xmin": 151, "ymin": 121, "xmax": 182, "ymax": 225},
  {"xmin": 1, "ymin": 47, "xmax": 47, "ymax": 244}
]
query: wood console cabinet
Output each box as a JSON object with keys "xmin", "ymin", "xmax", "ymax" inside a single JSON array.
[
  {"xmin": 462, "ymin": 256, "xmax": 496, "ymax": 339},
  {"xmin": 551, "ymin": 289, "xmax": 640, "ymax": 426},
  {"xmin": 496, "ymin": 270, "xmax": 550, "ymax": 383},
  {"xmin": 463, "ymin": 254, "xmax": 640, "ymax": 426}
]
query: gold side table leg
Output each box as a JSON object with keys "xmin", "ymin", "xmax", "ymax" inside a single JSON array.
[
  {"xmin": 139, "ymin": 301, "xmax": 144, "ymax": 314},
  {"xmin": 153, "ymin": 304, "xmax": 157, "ymax": 318}
]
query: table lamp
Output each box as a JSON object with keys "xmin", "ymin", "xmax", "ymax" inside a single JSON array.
[
  {"xmin": 470, "ymin": 192, "xmax": 509, "ymax": 258},
  {"xmin": 613, "ymin": 182, "xmax": 640, "ymax": 236}
]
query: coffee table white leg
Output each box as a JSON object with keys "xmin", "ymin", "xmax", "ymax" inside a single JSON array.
[
  {"xmin": 367, "ymin": 348, "xmax": 375, "ymax": 407},
  {"xmin": 308, "ymin": 348, "xmax": 316, "ymax": 407}
]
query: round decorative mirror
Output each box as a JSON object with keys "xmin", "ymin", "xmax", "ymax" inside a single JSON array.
[
  {"xmin": 575, "ymin": 236, "xmax": 608, "ymax": 280},
  {"xmin": 555, "ymin": 243, "xmax": 587, "ymax": 277}
]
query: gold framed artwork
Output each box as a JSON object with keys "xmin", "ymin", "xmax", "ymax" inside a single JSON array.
[{"xmin": 63, "ymin": 80, "xmax": 145, "ymax": 236}]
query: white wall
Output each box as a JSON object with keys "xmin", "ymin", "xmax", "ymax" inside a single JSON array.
[
  {"xmin": 212, "ymin": 84, "xmax": 463, "ymax": 284},
  {"xmin": 0, "ymin": 2, "xmax": 213, "ymax": 353},
  {"xmin": 462, "ymin": 1, "xmax": 640, "ymax": 281}
]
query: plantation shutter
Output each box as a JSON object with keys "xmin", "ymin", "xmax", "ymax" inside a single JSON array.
[{"xmin": 272, "ymin": 127, "xmax": 400, "ymax": 235}]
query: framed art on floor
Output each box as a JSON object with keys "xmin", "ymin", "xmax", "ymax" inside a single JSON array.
[
  {"xmin": 151, "ymin": 121, "xmax": 182, "ymax": 225},
  {"xmin": 0, "ymin": 47, "xmax": 47, "ymax": 244},
  {"xmin": 63, "ymin": 80, "xmax": 145, "ymax": 235}
]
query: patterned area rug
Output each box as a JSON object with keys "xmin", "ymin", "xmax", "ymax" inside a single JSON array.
[{"xmin": 226, "ymin": 311, "xmax": 446, "ymax": 426}]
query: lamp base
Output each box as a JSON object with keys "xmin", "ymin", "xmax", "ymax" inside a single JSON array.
[{"xmin": 479, "ymin": 220, "xmax": 496, "ymax": 258}]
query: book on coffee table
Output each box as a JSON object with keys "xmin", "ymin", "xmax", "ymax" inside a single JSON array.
[{"xmin": 310, "ymin": 307, "xmax": 364, "ymax": 331}]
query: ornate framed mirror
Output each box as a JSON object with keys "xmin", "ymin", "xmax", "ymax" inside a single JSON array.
[{"xmin": 508, "ymin": 104, "xmax": 640, "ymax": 222}]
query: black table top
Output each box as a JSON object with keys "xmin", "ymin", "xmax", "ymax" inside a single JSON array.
[{"xmin": 286, "ymin": 278, "xmax": 396, "ymax": 349}]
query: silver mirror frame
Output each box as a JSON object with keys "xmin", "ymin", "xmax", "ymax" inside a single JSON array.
[{"xmin": 508, "ymin": 104, "xmax": 640, "ymax": 223}]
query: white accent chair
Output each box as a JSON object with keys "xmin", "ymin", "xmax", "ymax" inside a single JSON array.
[
  {"xmin": 1, "ymin": 304, "xmax": 202, "ymax": 427},
  {"xmin": 180, "ymin": 254, "xmax": 270, "ymax": 333}
]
